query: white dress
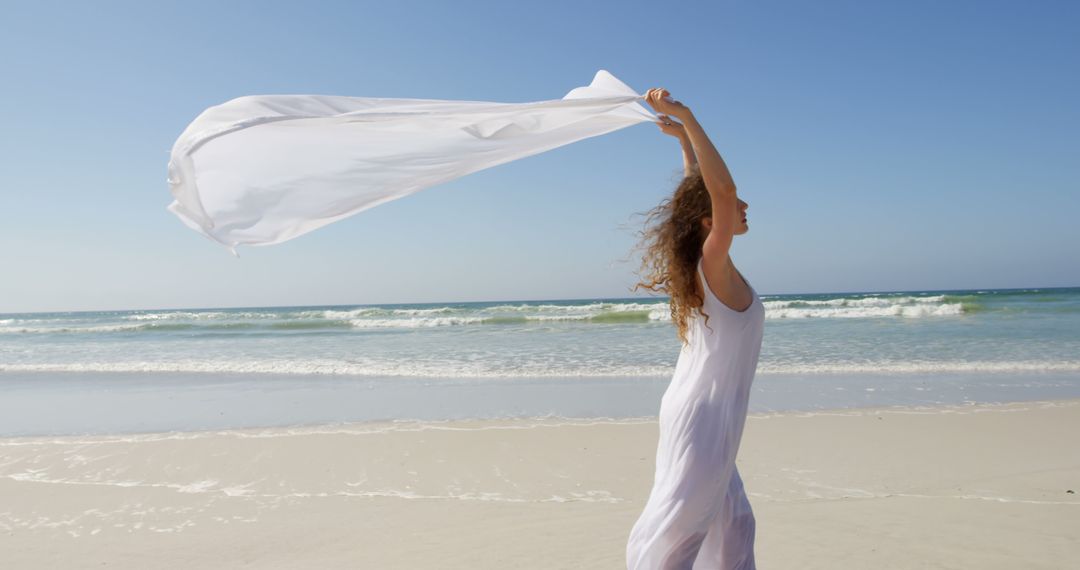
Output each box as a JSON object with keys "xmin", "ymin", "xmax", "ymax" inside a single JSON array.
[{"xmin": 627, "ymin": 258, "xmax": 765, "ymax": 570}]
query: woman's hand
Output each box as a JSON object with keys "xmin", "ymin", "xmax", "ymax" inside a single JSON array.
[
  {"xmin": 655, "ymin": 114, "xmax": 687, "ymax": 139},
  {"xmin": 647, "ymin": 88, "xmax": 699, "ymax": 176},
  {"xmin": 644, "ymin": 88, "xmax": 690, "ymax": 121}
]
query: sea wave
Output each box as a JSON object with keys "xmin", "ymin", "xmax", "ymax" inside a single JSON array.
[
  {"xmin": 346, "ymin": 316, "xmax": 491, "ymax": 328},
  {"xmin": 322, "ymin": 306, "xmax": 460, "ymax": 319},
  {"xmin": 0, "ymin": 360, "xmax": 673, "ymax": 377},
  {"xmin": 0, "ymin": 302, "xmax": 675, "ymax": 333},
  {"xmin": 762, "ymin": 295, "xmax": 964, "ymax": 319},
  {"xmin": 6, "ymin": 290, "xmax": 1072, "ymax": 334},
  {"xmin": 3, "ymin": 359, "xmax": 1078, "ymax": 378},
  {"xmin": 757, "ymin": 360, "xmax": 1080, "ymax": 375},
  {"xmin": 0, "ymin": 322, "xmax": 263, "ymax": 334},
  {"xmin": 765, "ymin": 295, "xmax": 947, "ymax": 307},
  {"xmin": 124, "ymin": 311, "xmax": 284, "ymax": 321}
]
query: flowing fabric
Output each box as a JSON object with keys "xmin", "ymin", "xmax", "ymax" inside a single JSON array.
[
  {"xmin": 166, "ymin": 70, "xmax": 657, "ymax": 255},
  {"xmin": 626, "ymin": 259, "xmax": 765, "ymax": 570}
]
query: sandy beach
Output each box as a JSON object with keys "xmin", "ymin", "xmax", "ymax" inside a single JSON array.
[{"xmin": 1, "ymin": 398, "xmax": 1077, "ymax": 569}]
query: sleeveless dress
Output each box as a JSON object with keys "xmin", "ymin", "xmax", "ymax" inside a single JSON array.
[{"xmin": 626, "ymin": 258, "xmax": 765, "ymax": 570}]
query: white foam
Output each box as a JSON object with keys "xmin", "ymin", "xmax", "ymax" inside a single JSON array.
[
  {"xmin": 486, "ymin": 302, "xmax": 622, "ymax": 312},
  {"xmin": 0, "ymin": 323, "xmax": 151, "ymax": 334},
  {"xmin": 762, "ymin": 295, "xmax": 964, "ymax": 319},
  {"xmin": 347, "ymin": 316, "xmax": 489, "ymax": 328},
  {"xmin": 2, "ymin": 295, "xmax": 976, "ymax": 335},
  {"xmin": 764, "ymin": 295, "xmax": 947, "ymax": 308},
  {"xmin": 488, "ymin": 302, "xmax": 668, "ymax": 314},
  {"xmin": 522, "ymin": 314, "xmax": 594, "ymax": 321},
  {"xmin": 324, "ymin": 306, "xmax": 462, "ymax": 319},
  {"xmin": 125, "ymin": 310, "xmax": 305, "ymax": 321},
  {"xmin": 758, "ymin": 360, "xmax": 1080, "ymax": 375},
  {"xmin": 524, "ymin": 305, "xmax": 670, "ymax": 322},
  {"xmin": 125, "ymin": 311, "xmax": 232, "ymax": 321},
  {"xmin": 3, "ymin": 358, "xmax": 1078, "ymax": 378},
  {"xmin": 0, "ymin": 359, "xmax": 669, "ymax": 376}
]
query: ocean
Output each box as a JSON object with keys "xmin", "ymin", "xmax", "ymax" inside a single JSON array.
[{"xmin": 2, "ymin": 287, "xmax": 1078, "ymax": 436}]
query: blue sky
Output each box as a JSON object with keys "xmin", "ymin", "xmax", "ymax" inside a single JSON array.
[{"xmin": 1, "ymin": 0, "xmax": 1077, "ymax": 313}]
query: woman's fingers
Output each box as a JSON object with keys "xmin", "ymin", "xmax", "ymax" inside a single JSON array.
[
  {"xmin": 645, "ymin": 87, "xmax": 685, "ymax": 121},
  {"xmin": 645, "ymin": 89, "xmax": 665, "ymax": 112},
  {"xmin": 646, "ymin": 88, "xmax": 675, "ymax": 106},
  {"xmin": 655, "ymin": 112, "xmax": 685, "ymax": 138}
]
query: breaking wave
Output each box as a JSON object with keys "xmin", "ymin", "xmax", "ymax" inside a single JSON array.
[{"xmin": 3, "ymin": 359, "xmax": 1078, "ymax": 378}]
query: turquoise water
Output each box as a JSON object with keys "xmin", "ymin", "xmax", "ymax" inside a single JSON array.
[{"xmin": 1, "ymin": 287, "xmax": 1078, "ymax": 435}]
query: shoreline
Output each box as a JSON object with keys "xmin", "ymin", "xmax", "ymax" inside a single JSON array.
[
  {"xmin": 2, "ymin": 398, "xmax": 1077, "ymax": 568},
  {"xmin": 1, "ymin": 395, "xmax": 1077, "ymax": 442},
  {"xmin": 4, "ymin": 369, "xmax": 1080, "ymax": 438}
]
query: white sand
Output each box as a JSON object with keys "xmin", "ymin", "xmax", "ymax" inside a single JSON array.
[{"xmin": 1, "ymin": 398, "xmax": 1077, "ymax": 569}]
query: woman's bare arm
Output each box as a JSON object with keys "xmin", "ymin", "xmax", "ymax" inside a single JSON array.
[
  {"xmin": 655, "ymin": 113, "xmax": 697, "ymax": 176},
  {"xmin": 679, "ymin": 112, "xmax": 736, "ymax": 198},
  {"xmin": 645, "ymin": 89, "xmax": 738, "ymax": 262},
  {"xmin": 677, "ymin": 132, "xmax": 697, "ymax": 177}
]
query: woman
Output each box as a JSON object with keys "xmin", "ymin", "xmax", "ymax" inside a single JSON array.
[{"xmin": 626, "ymin": 88, "xmax": 764, "ymax": 570}]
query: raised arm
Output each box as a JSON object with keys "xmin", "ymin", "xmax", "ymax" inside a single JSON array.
[
  {"xmin": 645, "ymin": 89, "xmax": 738, "ymax": 265},
  {"xmin": 655, "ymin": 113, "xmax": 698, "ymax": 177}
]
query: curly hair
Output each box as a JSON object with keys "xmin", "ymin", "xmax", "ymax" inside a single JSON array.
[{"xmin": 633, "ymin": 165, "xmax": 712, "ymax": 343}]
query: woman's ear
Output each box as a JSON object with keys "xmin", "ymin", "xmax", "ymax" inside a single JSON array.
[{"xmin": 701, "ymin": 216, "xmax": 713, "ymax": 233}]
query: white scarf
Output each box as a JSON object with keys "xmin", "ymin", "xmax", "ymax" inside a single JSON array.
[{"xmin": 167, "ymin": 70, "xmax": 657, "ymax": 255}]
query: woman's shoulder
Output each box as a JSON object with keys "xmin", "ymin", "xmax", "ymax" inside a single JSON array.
[{"xmin": 696, "ymin": 256, "xmax": 756, "ymax": 314}]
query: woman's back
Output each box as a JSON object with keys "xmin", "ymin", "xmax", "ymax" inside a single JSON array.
[{"xmin": 662, "ymin": 258, "xmax": 764, "ymax": 426}]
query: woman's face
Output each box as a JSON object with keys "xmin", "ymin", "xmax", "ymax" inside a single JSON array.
[
  {"xmin": 701, "ymin": 198, "xmax": 750, "ymax": 236},
  {"xmin": 735, "ymin": 198, "xmax": 749, "ymax": 235}
]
